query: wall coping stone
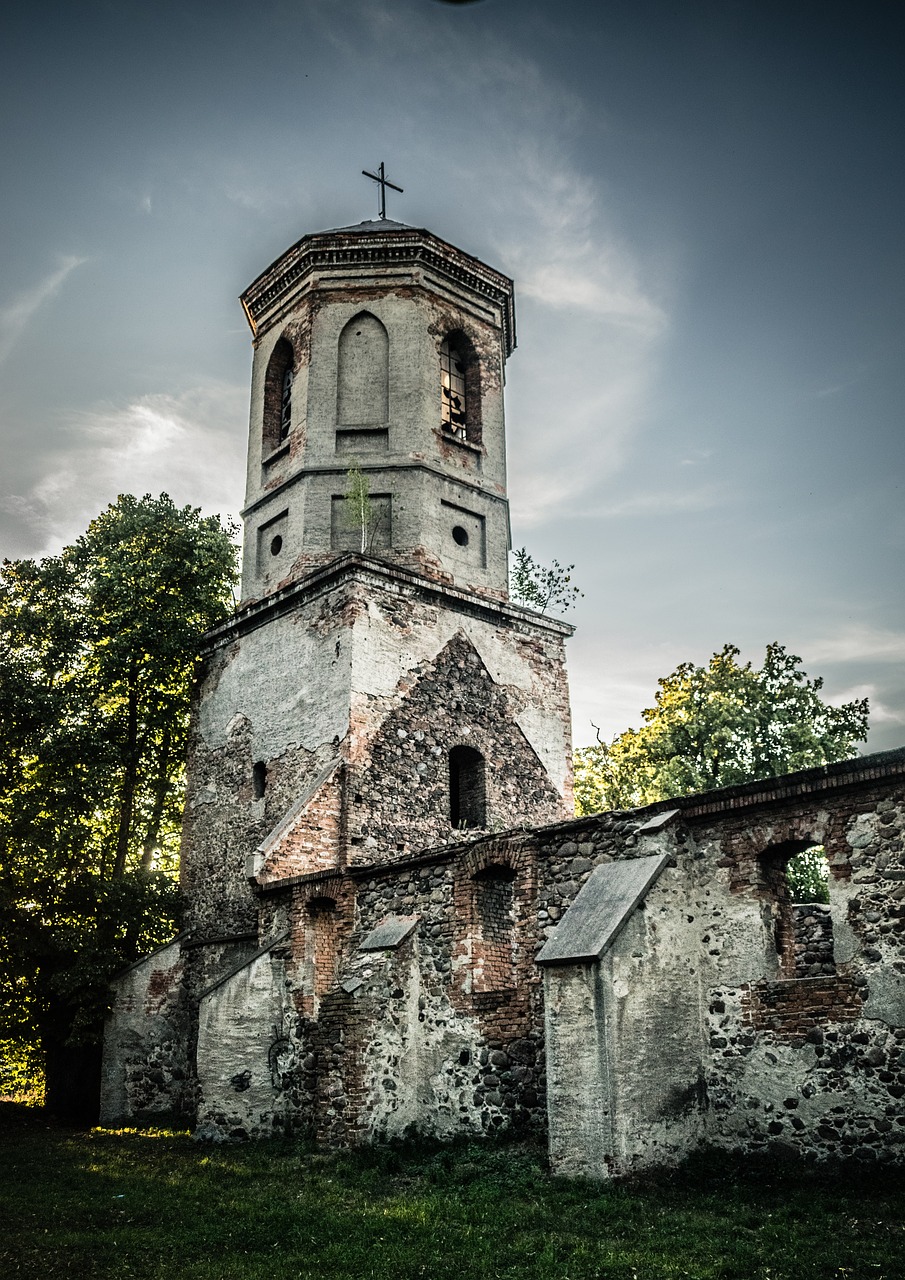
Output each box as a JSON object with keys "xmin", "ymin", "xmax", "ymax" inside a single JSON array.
[
  {"xmin": 197, "ymin": 930, "xmax": 290, "ymax": 1001},
  {"xmin": 359, "ymin": 915, "xmax": 421, "ymax": 952},
  {"xmin": 536, "ymin": 854, "xmax": 670, "ymax": 966},
  {"xmin": 254, "ymin": 748, "xmax": 904, "ymax": 896}
]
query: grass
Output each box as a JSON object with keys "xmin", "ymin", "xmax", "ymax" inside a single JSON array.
[{"xmin": 0, "ymin": 1105, "xmax": 902, "ymax": 1279}]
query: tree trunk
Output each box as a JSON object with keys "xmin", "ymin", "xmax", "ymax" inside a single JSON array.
[
  {"xmin": 112, "ymin": 660, "xmax": 140, "ymax": 880},
  {"xmin": 140, "ymin": 724, "xmax": 172, "ymax": 871}
]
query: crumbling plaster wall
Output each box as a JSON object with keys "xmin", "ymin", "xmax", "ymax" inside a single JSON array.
[
  {"xmin": 344, "ymin": 570, "xmax": 574, "ymax": 807},
  {"xmin": 180, "ymin": 584, "xmax": 352, "ymax": 936},
  {"xmin": 348, "ymin": 631, "xmax": 565, "ymax": 856},
  {"xmin": 700, "ymin": 785, "xmax": 905, "ymax": 1164},
  {"xmin": 99, "ymin": 940, "xmax": 190, "ymax": 1127},
  {"xmin": 182, "ymin": 564, "xmax": 573, "ymax": 928},
  {"xmin": 195, "ymin": 939, "xmax": 301, "ymax": 1141},
  {"xmin": 538, "ymin": 760, "xmax": 905, "ymax": 1176},
  {"xmin": 111, "ymin": 729, "xmax": 905, "ymax": 1173}
]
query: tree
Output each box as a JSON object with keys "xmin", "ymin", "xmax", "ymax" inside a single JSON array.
[
  {"xmin": 574, "ymin": 643, "xmax": 869, "ymax": 815},
  {"xmin": 0, "ymin": 494, "xmax": 238, "ymax": 1116},
  {"xmin": 785, "ymin": 846, "xmax": 830, "ymax": 904},
  {"xmin": 342, "ymin": 465, "xmax": 373, "ymax": 554},
  {"xmin": 509, "ymin": 548, "xmax": 583, "ymax": 615}
]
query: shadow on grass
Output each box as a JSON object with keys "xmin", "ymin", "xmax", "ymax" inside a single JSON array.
[{"xmin": 1, "ymin": 1105, "xmax": 903, "ymax": 1280}]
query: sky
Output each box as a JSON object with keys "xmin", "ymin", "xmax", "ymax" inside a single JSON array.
[{"xmin": 1, "ymin": 0, "xmax": 903, "ymax": 752}]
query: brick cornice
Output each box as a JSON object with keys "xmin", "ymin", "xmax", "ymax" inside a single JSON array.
[{"xmin": 240, "ymin": 225, "xmax": 516, "ymax": 356}]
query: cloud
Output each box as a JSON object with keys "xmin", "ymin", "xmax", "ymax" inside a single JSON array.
[
  {"xmin": 804, "ymin": 625, "xmax": 905, "ymax": 665},
  {"xmin": 481, "ymin": 142, "xmax": 668, "ymax": 525},
  {"xmin": 203, "ymin": 0, "xmax": 671, "ymax": 542},
  {"xmin": 0, "ymin": 256, "xmax": 87, "ymax": 363},
  {"xmin": 581, "ymin": 487, "xmax": 723, "ymax": 519},
  {"xmin": 3, "ymin": 382, "xmax": 247, "ymax": 555},
  {"xmin": 491, "ymin": 148, "xmax": 668, "ymax": 337},
  {"xmin": 827, "ymin": 683, "xmax": 901, "ymax": 721}
]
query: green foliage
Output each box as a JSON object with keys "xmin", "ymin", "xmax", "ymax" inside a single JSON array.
[
  {"xmin": 341, "ymin": 465, "xmax": 373, "ymax": 553},
  {"xmin": 0, "ymin": 1040, "xmax": 43, "ymax": 1105},
  {"xmin": 786, "ymin": 847, "xmax": 831, "ymax": 904},
  {"xmin": 575, "ymin": 643, "xmax": 869, "ymax": 813},
  {"xmin": 0, "ymin": 494, "xmax": 238, "ymax": 1082},
  {"xmin": 1, "ymin": 1118, "xmax": 903, "ymax": 1279},
  {"xmin": 509, "ymin": 548, "xmax": 582, "ymax": 615}
]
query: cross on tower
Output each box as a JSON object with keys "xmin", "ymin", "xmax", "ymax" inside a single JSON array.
[{"xmin": 362, "ymin": 162, "xmax": 404, "ymax": 220}]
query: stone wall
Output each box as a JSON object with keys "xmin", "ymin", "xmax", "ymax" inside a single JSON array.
[
  {"xmin": 180, "ymin": 558, "xmax": 573, "ymax": 940},
  {"xmin": 791, "ymin": 902, "xmax": 835, "ymax": 976},
  {"xmin": 99, "ymin": 940, "xmax": 190, "ymax": 1127},
  {"xmin": 538, "ymin": 751, "xmax": 905, "ymax": 1175},
  {"xmin": 103, "ymin": 748, "xmax": 905, "ymax": 1178}
]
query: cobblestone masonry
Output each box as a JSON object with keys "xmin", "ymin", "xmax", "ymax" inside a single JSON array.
[
  {"xmin": 98, "ymin": 218, "xmax": 905, "ymax": 1173},
  {"xmin": 105, "ymin": 749, "xmax": 903, "ymax": 1174}
]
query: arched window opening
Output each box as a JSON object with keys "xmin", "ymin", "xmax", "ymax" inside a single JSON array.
[
  {"xmin": 252, "ymin": 761, "xmax": 267, "ymax": 800},
  {"xmin": 473, "ymin": 864, "xmax": 516, "ymax": 992},
  {"xmin": 307, "ymin": 896, "xmax": 339, "ymax": 1002},
  {"xmin": 449, "ymin": 745, "xmax": 486, "ymax": 829},
  {"xmin": 263, "ymin": 337, "xmax": 294, "ymax": 454},
  {"xmin": 440, "ymin": 332, "xmax": 481, "ymax": 445},
  {"xmin": 761, "ymin": 841, "xmax": 834, "ymax": 979},
  {"xmin": 337, "ymin": 312, "xmax": 389, "ymax": 426}
]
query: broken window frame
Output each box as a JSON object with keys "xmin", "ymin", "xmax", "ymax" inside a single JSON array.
[
  {"xmin": 262, "ymin": 336, "xmax": 295, "ymax": 455},
  {"xmin": 440, "ymin": 336, "xmax": 468, "ymax": 440},
  {"xmin": 279, "ymin": 365, "xmax": 293, "ymax": 442},
  {"xmin": 760, "ymin": 840, "xmax": 835, "ymax": 979}
]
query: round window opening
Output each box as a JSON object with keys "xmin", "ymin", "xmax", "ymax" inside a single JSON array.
[
  {"xmin": 270, "ymin": 534, "xmax": 283, "ymax": 556},
  {"xmin": 452, "ymin": 525, "xmax": 469, "ymax": 547}
]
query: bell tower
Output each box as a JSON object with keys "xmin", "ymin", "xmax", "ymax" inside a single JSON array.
[
  {"xmin": 238, "ymin": 218, "xmax": 516, "ymax": 602},
  {"xmin": 178, "ymin": 216, "xmax": 574, "ymax": 948}
]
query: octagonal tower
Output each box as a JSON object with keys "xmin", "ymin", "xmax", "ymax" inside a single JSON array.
[{"xmin": 239, "ymin": 219, "xmax": 516, "ymax": 603}]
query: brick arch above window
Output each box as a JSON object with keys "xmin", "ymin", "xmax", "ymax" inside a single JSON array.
[{"xmin": 459, "ymin": 836, "xmax": 530, "ymax": 880}]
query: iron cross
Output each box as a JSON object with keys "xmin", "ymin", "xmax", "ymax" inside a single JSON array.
[{"xmin": 362, "ymin": 162, "xmax": 403, "ymax": 220}]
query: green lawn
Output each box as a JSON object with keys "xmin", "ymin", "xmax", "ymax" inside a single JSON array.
[{"xmin": 0, "ymin": 1105, "xmax": 901, "ymax": 1279}]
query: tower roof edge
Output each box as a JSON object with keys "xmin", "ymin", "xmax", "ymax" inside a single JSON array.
[{"xmin": 239, "ymin": 220, "xmax": 517, "ymax": 356}]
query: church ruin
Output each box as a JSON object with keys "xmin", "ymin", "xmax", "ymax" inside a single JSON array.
[{"xmin": 100, "ymin": 216, "xmax": 905, "ymax": 1175}]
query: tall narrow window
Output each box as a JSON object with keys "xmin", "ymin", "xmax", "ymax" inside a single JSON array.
[
  {"xmin": 440, "ymin": 332, "xmax": 481, "ymax": 445},
  {"xmin": 279, "ymin": 366, "xmax": 292, "ymax": 441},
  {"xmin": 786, "ymin": 846, "xmax": 834, "ymax": 978},
  {"xmin": 449, "ymin": 745, "xmax": 486, "ymax": 829},
  {"xmin": 761, "ymin": 841, "xmax": 835, "ymax": 979},
  {"xmin": 473, "ymin": 864, "xmax": 516, "ymax": 991},
  {"xmin": 440, "ymin": 336, "xmax": 468, "ymax": 438},
  {"xmin": 337, "ymin": 313, "xmax": 389, "ymax": 426},
  {"xmin": 308, "ymin": 896, "xmax": 339, "ymax": 1002},
  {"xmin": 263, "ymin": 337, "xmax": 294, "ymax": 454}
]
